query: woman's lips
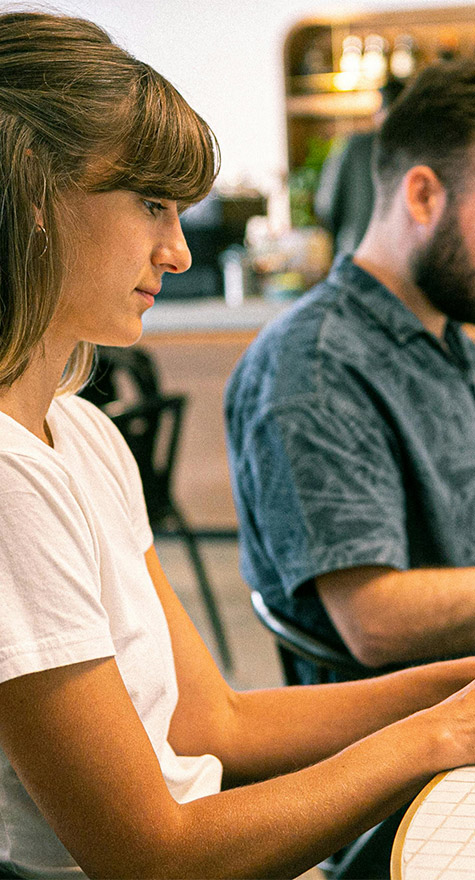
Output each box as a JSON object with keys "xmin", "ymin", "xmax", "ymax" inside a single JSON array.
[{"xmin": 135, "ymin": 288, "xmax": 158, "ymax": 306}]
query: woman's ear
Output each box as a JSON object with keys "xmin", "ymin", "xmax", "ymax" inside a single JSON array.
[
  {"xmin": 33, "ymin": 204, "xmax": 44, "ymax": 227},
  {"xmin": 403, "ymin": 165, "xmax": 447, "ymax": 228}
]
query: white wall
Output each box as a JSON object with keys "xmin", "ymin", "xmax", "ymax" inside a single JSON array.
[{"xmin": 4, "ymin": 0, "xmax": 474, "ymax": 190}]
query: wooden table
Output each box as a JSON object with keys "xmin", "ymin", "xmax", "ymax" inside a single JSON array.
[{"xmin": 391, "ymin": 766, "xmax": 475, "ymax": 880}]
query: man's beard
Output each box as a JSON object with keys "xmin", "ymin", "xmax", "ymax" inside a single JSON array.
[{"xmin": 410, "ymin": 202, "xmax": 475, "ymax": 324}]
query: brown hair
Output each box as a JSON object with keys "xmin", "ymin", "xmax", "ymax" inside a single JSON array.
[
  {"xmin": 0, "ymin": 12, "xmax": 219, "ymax": 391},
  {"xmin": 374, "ymin": 59, "xmax": 475, "ymax": 212}
]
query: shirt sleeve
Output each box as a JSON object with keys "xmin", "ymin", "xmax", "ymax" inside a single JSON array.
[
  {"xmin": 0, "ymin": 452, "xmax": 116, "ymax": 684},
  {"xmin": 245, "ymin": 393, "xmax": 409, "ymax": 597}
]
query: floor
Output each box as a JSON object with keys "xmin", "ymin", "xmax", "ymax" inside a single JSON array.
[{"xmin": 155, "ymin": 535, "xmax": 326, "ymax": 880}]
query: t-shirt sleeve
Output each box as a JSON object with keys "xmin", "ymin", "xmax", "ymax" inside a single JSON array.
[
  {"xmin": 245, "ymin": 394, "xmax": 409, "ymax": 597},
  {"xmin": 0, "ymin": 453, "xmax": 116, "ymax": 684}
]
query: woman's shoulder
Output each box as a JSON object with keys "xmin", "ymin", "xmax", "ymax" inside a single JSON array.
[
  {"xmin": 52, "ymin": 393, "xmax": 127, "ymax": 450},
  {"xmin": 51, "ymin": 393, "xmax": 142, "ymax": 486},
  {"xmin": 54, "ymin": 392, "xmax": 113, "ymax": 427},
  {"xmin": 0, "ymin": 407, "xmax": 83, "ymax": 504}
]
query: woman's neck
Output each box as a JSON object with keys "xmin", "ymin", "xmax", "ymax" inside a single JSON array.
[{"xmin": 0, "ymin": 343, "xmax": 69, "ymax": 444}]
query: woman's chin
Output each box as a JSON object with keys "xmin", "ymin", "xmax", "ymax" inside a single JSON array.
[{"xmin": 91, "ymin": 323, "xmax": 144, "ymax": 349}]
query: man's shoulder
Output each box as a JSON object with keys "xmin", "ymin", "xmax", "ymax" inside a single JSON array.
[
  {"xmin": 263, "ymin": 279, "xmax": 337, "ymax": 348},
  {"xmin": 235, "ymin": 263, "xmax": 375, "ymax": 374},
  {"xmin": 226, "ymin": 280, "xmax": 337, "ymax": 404},
  {"xmin": 225, "ymin": 270, "xmax": 378, "ymax": 448},
  {"xmin": 346, "ymin": 130, "xmax": 376, "ymax": 149},
  {"xmin": 252, "ymin": 274, "xmax": 349, "ymax": 356}
]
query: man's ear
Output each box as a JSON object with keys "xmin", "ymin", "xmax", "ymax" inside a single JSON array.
[{"xmin": 403, "ymin": 165, "xmax": 446, "ymax": 228}]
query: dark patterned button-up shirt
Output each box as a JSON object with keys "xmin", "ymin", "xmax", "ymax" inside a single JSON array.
[{"xmin": 225, "ymin": 255, "xmax": 475, "ymax": 652}]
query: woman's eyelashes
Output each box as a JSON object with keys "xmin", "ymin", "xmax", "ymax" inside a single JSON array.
[{"xmin": 143, "ymin": 199, "xmax": 166, "ymax": 217}]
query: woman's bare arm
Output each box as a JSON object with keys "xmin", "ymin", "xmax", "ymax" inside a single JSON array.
[
  {"xmin": 1, "ymin": 546, "xmax": 475, "ymax": 879},
  {"xmin": 147, "ymin": 546, "xmax": 475, "ymax": 784},
  {"xmin": 0, "ymin": 647, "xmax": 474, "ymax": 880}
]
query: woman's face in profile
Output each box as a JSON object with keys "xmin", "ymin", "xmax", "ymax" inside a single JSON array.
[{"xmin": 52, "ymin": 188, "xmax": 191, "ymax": 351}]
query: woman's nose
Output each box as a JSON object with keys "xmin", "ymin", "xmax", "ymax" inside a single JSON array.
[{"xmin": 152, "ymin": 215, "xmax": 192, "ymax": 274}]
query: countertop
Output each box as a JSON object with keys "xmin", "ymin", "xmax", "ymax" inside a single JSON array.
[{"xmin": 142, "ymin": 296, "xmax": 292, "ymax": 334}]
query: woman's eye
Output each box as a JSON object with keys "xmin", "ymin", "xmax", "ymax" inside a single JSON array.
[{"xmin": 143, "ymin": 199, "xmax": 166, "ymax": 217}]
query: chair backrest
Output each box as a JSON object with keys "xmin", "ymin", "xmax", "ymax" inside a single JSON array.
[
  {"xmin": 250, "ymin": 591, "xmax": 401, "ymax": 684},
  {"xmin": 82, "ymin": 346, "xmax": 161, "ymax": 408},
  {"xmin": 80, "ymin": 347, "xmax": 187, "ymax": 528},
  {"xmin": 107, "ymin": 396, "xmax": 186, "ymax": 522}
]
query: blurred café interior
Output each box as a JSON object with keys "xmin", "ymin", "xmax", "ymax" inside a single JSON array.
[{"xmin": 80, "ymin": 1, "xmax": 475, "ymax": 689}]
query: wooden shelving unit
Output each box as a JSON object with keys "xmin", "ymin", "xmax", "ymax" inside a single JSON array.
[{"xmin": 284, "ymin": 5, "xmax": 475, "ymax": 223}]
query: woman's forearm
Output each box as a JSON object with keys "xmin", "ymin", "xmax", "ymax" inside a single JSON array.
[
  {"xmin": 3, "ymin": 654, "xmax": 475, "ymax": 880},
  {"xmin": 160, "ymin": 708, "xmax": 448, "ymax": 880},
  {"xmin": 219, "ymin": 657, "xmax": 475, "ymax": 787}
]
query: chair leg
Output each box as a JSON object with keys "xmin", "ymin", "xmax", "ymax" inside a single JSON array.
[{"xmin": 170, "ymin": 508, "xmax": 234, "ymax": 672}]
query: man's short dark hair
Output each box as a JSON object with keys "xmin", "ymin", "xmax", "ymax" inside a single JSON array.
[
  {"xmin": 379, "ymin": 76, "xmax": 406, "ymax": 110},
  {"xmin": 374, "ymin": 60, "xmax": 475, "ymax": 208}
]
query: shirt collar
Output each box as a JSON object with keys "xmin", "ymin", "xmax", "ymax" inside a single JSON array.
[{"xmin": 328, "ymin": 254, "xmax": 473, "ymax": 356}]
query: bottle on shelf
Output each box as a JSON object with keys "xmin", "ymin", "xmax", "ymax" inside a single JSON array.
[
  {"xmin": 361, "ymin": 33, "xmax": 388, "ymax": 86},
  {"xmin": 335, "ymin": 35, "xmax": 363, "ymax": 91},
  {"xmin": 389, "ymin": 34, "xmax": 418, "ymax": 80},
  {"xmin": 339, "ymin": 35, "xmax": 363, "ymax": 74},
  {"xmin": 297, "ymin": 28, "xmax": 333, "ymax": 77}
]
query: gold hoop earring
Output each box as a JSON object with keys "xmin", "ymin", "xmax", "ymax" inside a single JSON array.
[{"xmin": 35, "ymin": 224, "xmax": 48, "ymax": 258}]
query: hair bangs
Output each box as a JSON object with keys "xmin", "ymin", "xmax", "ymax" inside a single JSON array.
[{"xmin": 91, "ymin": 65, "xmax": 220, "ymax": 208}]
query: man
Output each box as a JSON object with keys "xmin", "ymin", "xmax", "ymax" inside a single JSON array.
[{"xmin": 225, "ymin": 60, "xmax": 475, "ymax": 683}]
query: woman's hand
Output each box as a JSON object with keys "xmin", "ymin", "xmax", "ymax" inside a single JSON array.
[{"xmin": 420, "ymin": 676, "xmax": 475, "ymax": 772}]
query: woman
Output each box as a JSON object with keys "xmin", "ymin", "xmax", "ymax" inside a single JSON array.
[{"xmin": 1, "ymin": 11, "xmax": 475, "ymax": 880}]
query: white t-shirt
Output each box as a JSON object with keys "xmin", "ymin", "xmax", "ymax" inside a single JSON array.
[{"xmin": 0, "ymin": 394, "xmax": 222, "ymax": 878}]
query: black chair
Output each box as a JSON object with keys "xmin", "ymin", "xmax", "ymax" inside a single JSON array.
[
  {"xmin": 80, "ymin": 347, "xmax": 233, "ymax": 672},
  {"xmin": 250, "ymin": 591, "xmax": 409, "ymax": 879},
  {"xmin": 250, "ymin": 591, "xmax": 375, "ymax": 685}
]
